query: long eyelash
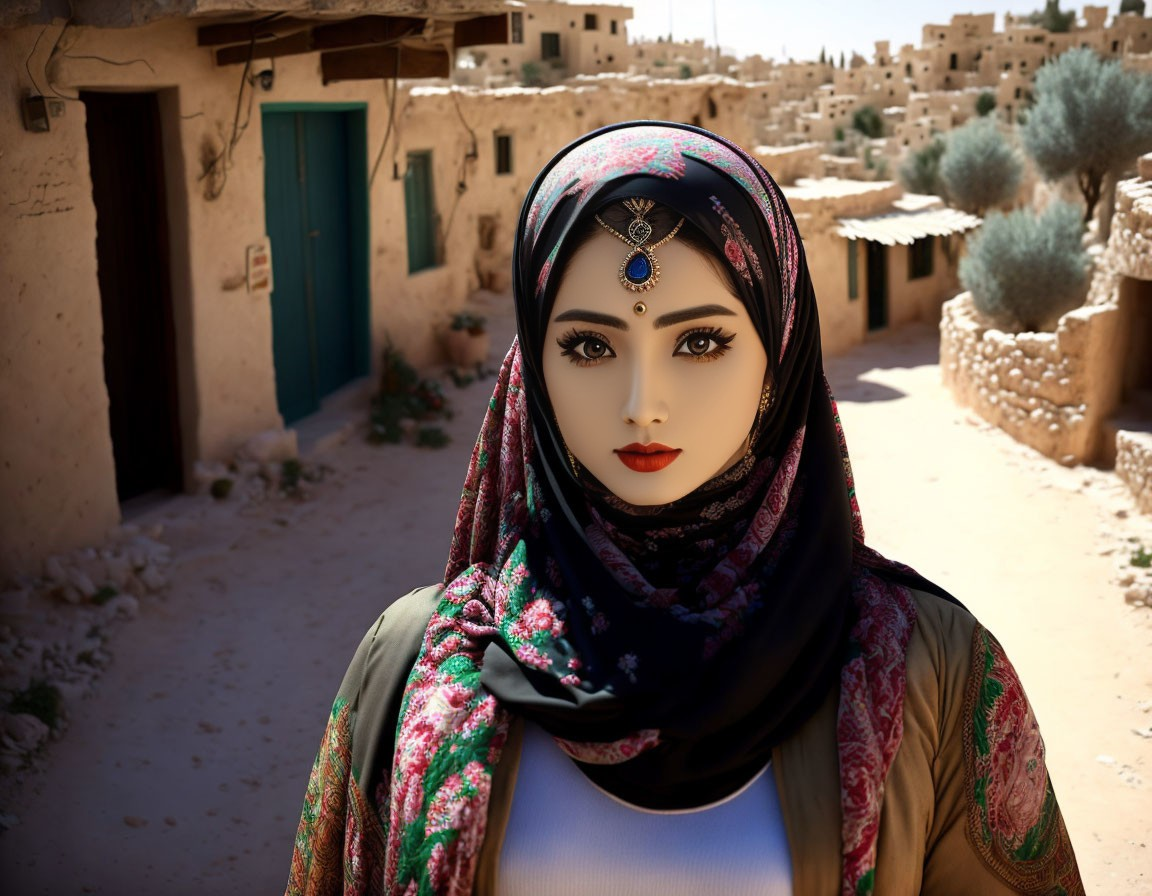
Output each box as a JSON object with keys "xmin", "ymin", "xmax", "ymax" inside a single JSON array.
[
  {"xmin": 556, "ymin": 328, "xmax": 611, "ymax": 366},
  {"xmin": 677, "ymin": 326, "xmax": 736, "ymax": 362}
]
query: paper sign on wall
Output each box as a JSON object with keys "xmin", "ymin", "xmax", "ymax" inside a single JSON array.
[{"xmin": 247, "ymin": 240, "xmax": 273, "ymax": 293}]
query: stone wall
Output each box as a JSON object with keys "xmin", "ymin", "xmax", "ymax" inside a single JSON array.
[
  {"xmin": 940, "ymin": 292, "xmax": 1127, "ymax": 465},
  {"xmin": 1117, "ymin": 432, "xmax": 1152, "ymax": 514},
  {"xmin": 1107, "ymin": 156, "xmax": 1152, "ymax": 283}
]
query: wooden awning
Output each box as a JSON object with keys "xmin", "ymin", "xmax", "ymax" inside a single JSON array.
[{"xmin": 197, "ymin": 11, "xmax": 509, "ymax": 82}]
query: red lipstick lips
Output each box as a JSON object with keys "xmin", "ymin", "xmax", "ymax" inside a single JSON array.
[{"xmin": 614, "ymin": 443, "xmax": 682, "ymax": 473}]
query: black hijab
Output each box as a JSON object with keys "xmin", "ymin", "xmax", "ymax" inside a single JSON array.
[{"xmin": 473, "ymin": 121, "xmax": 887, "ymax": 809}]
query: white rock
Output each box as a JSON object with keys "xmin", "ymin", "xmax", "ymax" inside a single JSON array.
[
  {"xmin": 105, "ymin": 594, "xmax": 139, "ymax": 620},
  {"xmin": 103, "ymin": 556, "xmax": 132, "ymax": 589},
  {"xmin": 66, "ymin": 568, "xmax": 97, "ymax": 599},
  {"xmin": 138, "ymin": 566, "xmax": 167, "ymax": 592},
  {"xmin": 193, "ymin": 460, "xmax": 230, "ymax": 488},
  {"xmin": 44, "ymin": 557, "xmax": 68, "ymax": 585},
  {"xmin": 2, "ymin": 713, "xmax": 49, "ymax": 751},
  {"xmin": 239, "ymin": 429, "xmax": 298, "ymax": 464},
  {"xmin": 58, "ymin": 585, "xmax": 84, "ymax": 605},
  {"xmin": 53, "ymin": 679, "xmax": 90, "ymax": 707}
]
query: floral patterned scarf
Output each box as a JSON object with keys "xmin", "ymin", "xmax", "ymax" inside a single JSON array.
[{"xmin": 290, "ymin": 123, "xmax": 945, "ymax": 896}]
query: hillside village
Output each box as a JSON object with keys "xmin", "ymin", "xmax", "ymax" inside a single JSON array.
[
  {"xmin": 1, "ymin": 0, "xmax": 1151, "ymax": 575},
  {"xmin": 2, "ymin": 3, "xmax": 1152, "ymax": 888}
]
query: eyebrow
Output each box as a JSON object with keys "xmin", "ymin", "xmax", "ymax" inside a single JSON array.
[
  {"xmin": 653, "ymin": 304, "xmax": 737, "ymax": 329},
  {"xmin": 552, "ymin": 309, "xmax": 630, "ymax": 330}
]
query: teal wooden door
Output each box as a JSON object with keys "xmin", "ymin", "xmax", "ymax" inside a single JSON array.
[{"xmin": 263, "ymin": 107, "xmax": 369, "ymax": 423}]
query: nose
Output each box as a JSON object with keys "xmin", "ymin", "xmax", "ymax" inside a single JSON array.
[{"xmin": 621, "ymin": 359, "xmax": 668, "ymax": 427}]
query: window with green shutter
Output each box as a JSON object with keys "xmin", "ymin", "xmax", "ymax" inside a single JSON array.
[{"xmin": 405, "ymin": 151, "xmax": 437, "ymax": 273}]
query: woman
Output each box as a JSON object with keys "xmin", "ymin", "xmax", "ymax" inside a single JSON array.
[{"xmin": 286, "ymin": 122, "xmax": 1082, "ymax": 895}]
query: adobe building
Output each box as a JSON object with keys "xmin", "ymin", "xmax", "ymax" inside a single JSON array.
[
  {"xmin": 454, "ymin": 1, "xmax": 631, "ymax": 87},
  {"xmin": 777, "ymin": 177, "xmax": 980, "ymax": 357},
  {"xmin": 2, "ymin": 0, "xmax": 778, "ymax": 578},
  {"xmin": 1, "ymin": 1, "xmax": 518, "ymax": 577}
]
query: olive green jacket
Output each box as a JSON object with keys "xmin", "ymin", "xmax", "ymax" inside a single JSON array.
[{"xmin": 327, "ymin": 586, "xmax": 1084, "ymax": 895}]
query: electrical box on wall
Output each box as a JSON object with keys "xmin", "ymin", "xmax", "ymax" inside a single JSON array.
[{"xmin": 21, "ymin": 95, "xmax": 66, "ymax": 132}]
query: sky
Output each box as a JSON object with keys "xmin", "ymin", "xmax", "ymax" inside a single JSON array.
[{"xmin": 613, "ymin": 0, "xmax": 1120, "ymax": 64}]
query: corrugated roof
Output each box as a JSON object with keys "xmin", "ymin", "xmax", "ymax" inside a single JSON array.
[{"xmin": 836, "ymin": 206, "xmax": 981, "ymax": 246}]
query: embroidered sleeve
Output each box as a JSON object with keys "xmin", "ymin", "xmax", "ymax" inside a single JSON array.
[
  {"xmin": 286, "ymin": 698, "xmax": 388, "ymax": 896},
  {"xmin": 962, "ymin": 625, "xmax": 1083, "ymax": 894}
]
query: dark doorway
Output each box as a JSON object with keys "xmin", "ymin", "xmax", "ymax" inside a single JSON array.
[
  {"xmin": 82, "ymin": 91, "xmax": 182, "ymax": 501},
  {"xmin": 866, "ymin": 241, "xmax": 888, "ymax": 331},
  {"xmin": 1120, "ymin": 277, "xmax": 1152, "ymax": 401},
  {"xmin": 263, "ymin": 107, "xmax": 369, "ymax": 423}
]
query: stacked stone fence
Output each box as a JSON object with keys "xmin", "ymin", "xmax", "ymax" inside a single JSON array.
[{"xmin": 939, "ymin": 293, "xmax": 1125, "ymax": 466}]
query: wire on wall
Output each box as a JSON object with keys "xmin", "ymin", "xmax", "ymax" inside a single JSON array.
[
  {"xmin": 369, "ymin": 49, "xmax": 402, "ymax": 189},
  {"xmin": 439, "ymin": 88, "xmax": 480, "ymax": 246},
  {"xmin": 24, "ymin": 25, "xmax": 47, "ymax": 95},
  {"xmin": 198, "ymin": 27, "xmax": 262, "ymax": 201}
]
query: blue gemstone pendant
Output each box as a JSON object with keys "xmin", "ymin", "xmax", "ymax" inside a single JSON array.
[{"xmin": 621, "ymin": 248, "xmax": 658, "ymax": 291}]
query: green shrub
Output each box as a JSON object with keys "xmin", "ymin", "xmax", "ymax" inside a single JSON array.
[
  {"xmin": 415, "ymin": 426, "xmax": 451, "ymax": 448},
  {"xmin": 898, "ymin": 138, "xmax": 946, "ymax": 197},
  {"xmin": 939, "ymin": 118, "xmax": 1023, "ymax": 215},
  {"xmin": 959, "ymin": 200, "xmax": 1089, "ymax": 331},
  {"xmin": 976, "ymin": 91, "xmax": 997, "ymax": 117},
  {"xmin": 852, "ymin": 105, "xmax": 883, "ymax": 139},
  {"xmin": 520, "ymin": 61, "xmax": 542, "ymax": 87},
  {"xmin": 92, "ymin": 585, "xmax": 118, "ymax": 606},
  {"xmin": 369, "ymin": 343, "xmax": 452, "ymax": 447}
]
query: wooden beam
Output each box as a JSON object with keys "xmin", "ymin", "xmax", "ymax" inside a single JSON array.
[
  {"xmin": 197, "ymin": 17, "xmax": 310, "ymax": 47},
  {"xmin": 454, "ymin": 14, "xmax": 510, "ymax": 49},
  {"xmin": 215, "ymin": 30, "xmax": 314, "ymax": 66},
  {"xmin": 321, "ymin": 44, "xmax": 451, "ymax": 83},
  {"xmin": 312, "ymin": 16, "xmax": 425, "ymax": 50}
]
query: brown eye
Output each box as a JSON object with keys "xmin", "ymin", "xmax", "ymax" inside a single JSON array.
[
  {"xmin": 582, "ymin": 338, "xmax": 609, "ymax": 359},
  {"xmin": 557, "ymin": 330, "xmax": 616, "ymax": 366},
  {"xmin": 674, "ymin": 328, "xmax": 734, "ymax": 360},
  {"xmin": 685, "ymin": 335, "xmax": 713, "ymax": 356}
]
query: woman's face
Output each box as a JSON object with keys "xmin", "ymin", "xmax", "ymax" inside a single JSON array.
[{"xmin": 543, "ymin": 231, "xmax": 768, "ymax": 506}]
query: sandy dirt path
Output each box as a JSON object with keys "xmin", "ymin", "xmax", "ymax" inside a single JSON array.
[{"xmin": 2, "ymin": 300, "xmax": 1149, "ymax": 894}]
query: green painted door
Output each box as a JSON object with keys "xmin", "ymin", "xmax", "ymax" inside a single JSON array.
[{"xmin": 263, "ymin": 107, "xmax": 369, "ymax": 423}]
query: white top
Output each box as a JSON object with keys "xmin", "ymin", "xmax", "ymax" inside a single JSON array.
[{"xmin": 496, "ymin": 722, "xmax": 794, "ymax": 896}]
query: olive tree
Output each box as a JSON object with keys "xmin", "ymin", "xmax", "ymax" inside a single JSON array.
[
  {"xmin": 939, "ymin": 118, "xmax": 1023, "ymax": 215},
  {"xmin": 898, "ymin": 138, "xmax": 946, "ymax": 197},
  {"xmin": 1020, "ymin": 47, "xmax": 1152, "ymax": 237},
  {"xmin": 959, "ymin": 200, "xmax": 1089, "ymax": 331}
]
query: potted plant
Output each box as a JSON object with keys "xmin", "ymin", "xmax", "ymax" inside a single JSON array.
[{"xmin": 443, "ymin": 311, "xmax": 489, "ymax": 370}]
